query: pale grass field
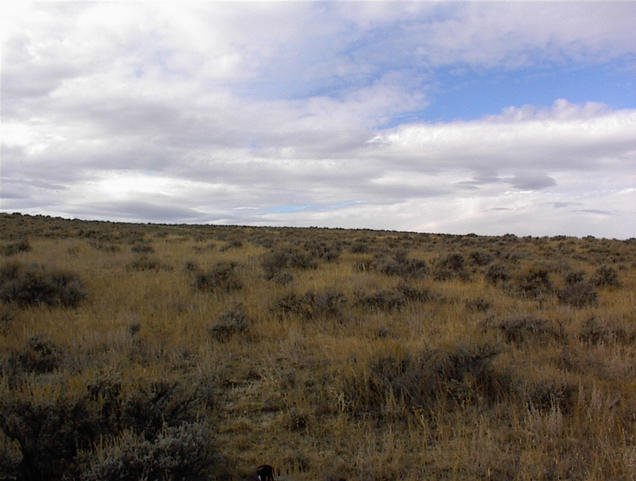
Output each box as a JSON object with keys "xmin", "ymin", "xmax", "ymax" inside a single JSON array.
[{"xmin": 0, "ymin": 213, "xmax": 635, "ymax": 481}]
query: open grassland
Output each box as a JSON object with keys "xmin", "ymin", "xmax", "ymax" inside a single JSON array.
[{"xmin": 1, "ymin": 213, "xmax": 635, "ymax": 481}]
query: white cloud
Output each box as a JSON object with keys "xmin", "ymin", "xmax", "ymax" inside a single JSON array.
[
  {"xmin": 2, "ymin": 3, "xmax": 635, "ymax": 238},
  {"xmin": 417, "ymin": 3, "xmax": 636, "ymax": 67}
]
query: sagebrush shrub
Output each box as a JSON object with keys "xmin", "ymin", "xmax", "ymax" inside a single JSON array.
[
  {"xmin": 0, "ymin": 391, "xmax": 98, "ymax": 481},
  {"xmin": 350, "ymin": 239, "xmax": 369, "ymax": 253},
  {"xmin": 343, "ymin": 342, "xmax": 506, "ymax": 416},
  {"xmin": 208, "ymin": 304, "xmax": 249, "ymax": 342},
  {"xmin": 485, "ymin": 263, "xmax": 510, "ymax": 284},
  {"xmin": 0, "ymin": 262, "xmax": 86, "ymax": 307},
  {"xmin": 126, "ymin": 255, "xmax": 161, "ymax": 272},
  {"xmin": 395, "ymin": 282, "xmax": 435, "ymax": 303},
  {"xmin": 78, "ymin": 423, "xmax": 216, "ymax": 481},
  {"xmin": 375, "ymin": 250, "xmax": 428, "ymax": 278},
  {"xmin": 89, "ymin": 241, "xmax": 121, "ymax": 252},
  {"xmin": 219, "ymin": 239, "xmax": 243, "ymax": 252},
  {"xmin": 304, "ymin": 240, "xmax": 341, "ymax": 262},
  {"xmin": 469, "ymin": 250, "xmax": 493, "ymax": 266},
  {"xmin": 354, "ymin": 288, "xmax": 405, "ymax": 312},
  {"xmin": 130, "ymin": 243, "xmax": 154, "ymax": 254},
  {"xmin": 557, "ymin": 282, "xmax": 598, "ymax": 308},
  {"xmin": 592, "ymin": 265, "xmax": 619, "ymax": 287},
  {"xmin": 271, "ymin": 289, "xmax": 347, "ymax": 319},
  {"xmin": 3, "ymin": 240, "xmax": 31, "ymax": 256},
  {"xmin": 261, "ymin": 246, "xmax": 317, "ymax": 279},
  {"xmin": 0, "ymin": 373, "xmax": 216, "ymax": 481},
  {"xmin": 0, "ymin": 431, "xmax": 20, "ymax": 480},
  {"xmin": 115, "ymin": 380, "xmax": 204, "ymax": 439},
  {"xmin": 486, "ymin": 316, "xmax": 562, "ymax": 345},
  {"xmin": 4, "ymin": 335, "xmax": 61, "ymax": 377},
  {"xmin": 578, "ymin": 317, "xmax": 633, "ymax": 345},
  {"xmin": 271, "ymin": 271, "xmax": 294, "ymax": 285},
  {"xmin": 0, "ymin": 305, "xmax": 15, "ymax": 331},
  {"xmin": 521, "ymin": 377, "xmax": 577, "ymax": 412},
  {"xmin": 0, "ymin": 371, "xmax": 218, "ymax": 480},
  {"xmin": 194, "ymin": 262, "xmax": 242, "ymax": 293},
  {"xmin": 433, "ymin": 253, "xmax": 468, "ymax": 281},
  {"xmin": 510, "ymin": 266, "xmax": 552, "ymax": 299}
]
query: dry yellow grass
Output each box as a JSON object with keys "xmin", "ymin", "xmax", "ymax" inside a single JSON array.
[{"xmin": 0, "ymin": 213, "xmax": 635, "ymax": 481}]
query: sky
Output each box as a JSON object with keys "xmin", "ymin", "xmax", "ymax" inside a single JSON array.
[{"xmin": 1, "ymin": 2, "xmax": 635, "ymax": 238}]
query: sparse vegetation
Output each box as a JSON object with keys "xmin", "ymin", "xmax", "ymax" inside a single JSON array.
[{"xmin": 0, "ymin": 213, "xmax": 635, "ymax": 481}]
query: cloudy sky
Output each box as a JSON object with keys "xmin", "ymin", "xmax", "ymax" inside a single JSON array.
[{"xmin": 1, "ymin": 2, "xmax": 635, "ymax": 238}]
